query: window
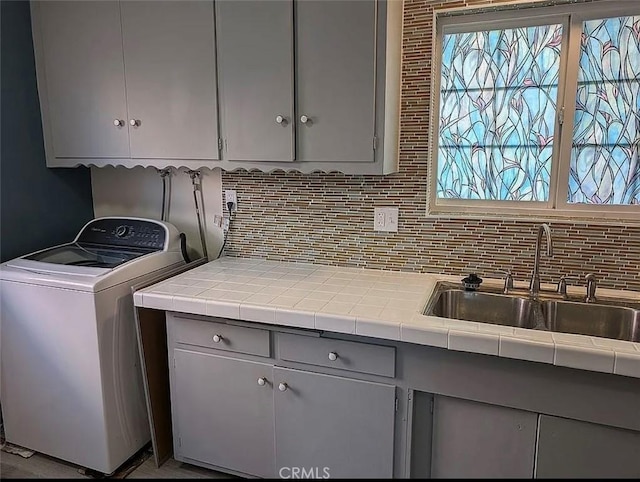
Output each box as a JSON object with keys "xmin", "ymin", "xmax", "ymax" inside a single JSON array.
[{"xmin": 429, "ymin": 2, "xmax": 640, "ymax": 221}]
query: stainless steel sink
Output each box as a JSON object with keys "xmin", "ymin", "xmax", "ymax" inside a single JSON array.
[
  {"xmin": 429, "ymin": 289, "xmax": 536, "ymax": 328},
  {"xmin": 541, "ymin": 300, "xmax": 640, "ymax": 342},
  {"xmin": 424, "ymin": 282, "xmax": 640, "ymax": 342}
]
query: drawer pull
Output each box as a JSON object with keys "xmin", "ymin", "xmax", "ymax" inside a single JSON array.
[
  {"xmin": 257, "ymin": 377, "xmax": 267, "ymax": 387},
  {"xmin": 212, "ymin": 334, "xmax": 223, "ymax": 343},
  {"xmin": 328, "ymin": 352, "xmax": 338, "ymax": 361},
  {"xmin": 278, "ymin": 382, "xmax": 288, "ymax": 392}
]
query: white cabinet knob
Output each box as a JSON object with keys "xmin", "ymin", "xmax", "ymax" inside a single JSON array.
[
  {"xmin": 113, "ymin": 119, "xmax": 124, "ymax": 127},
  {"xmin": 275, "ymin": 115, "xmax": 286, "ymax": 124},
  {"xmin": 300, "ymin": 115, "xmax": 309, "ymax": 124},
  {"xmin": 257, "ymin": 377, "xmax": 267, "ymax": 386},
  {"xmin": 278, "ymin": 382, "xmax": 288, "ymax": 392},
  {"xmin": 129, "ymin": 119, "xmax": 140, "ymax": 127},
  {"xmin": 212, "ymin": 334, "xmax": 222, "ymax": 343},
  {"xmin": 328, "ymin": 352, "xmax": 338, "ymax": 361}
]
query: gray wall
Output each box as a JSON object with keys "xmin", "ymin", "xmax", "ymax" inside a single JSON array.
[{"xmin": 1, "ymin": 1, "xmax": 94, "ymax": 262}]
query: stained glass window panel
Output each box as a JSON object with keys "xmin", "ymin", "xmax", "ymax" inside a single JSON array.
[
  {"xmin": 437, "ymin": 24, "xmax": 563, "ymax": 201},
  {"xmin": 569, "ymin": 16, "xmax": 640, "ymax": 205}
]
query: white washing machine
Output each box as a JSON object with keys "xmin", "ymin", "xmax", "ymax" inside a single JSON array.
[{"xmin": 0, "ymin": 217, "xmax": 186, "ymax": 474}]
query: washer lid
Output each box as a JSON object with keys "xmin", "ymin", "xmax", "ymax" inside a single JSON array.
[
  {"xmin": 22, "ymin": 243, "xmax": 152, "ymax": 269},
  {"xmin": 4, "ymin": 257, "xmax": 111, "ymax": 279}
]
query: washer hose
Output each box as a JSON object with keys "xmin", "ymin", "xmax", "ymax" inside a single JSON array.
[
  {"xmin": 158, "ymin": 168, "xmax": 172, "ymax": 222},
  {"xmin": 187, "ymin": 170, "xmax": 209, "ymax": 260},
  {"xmin": 179, "ymin": 233, "xmax": 190, "ymax": 263}
]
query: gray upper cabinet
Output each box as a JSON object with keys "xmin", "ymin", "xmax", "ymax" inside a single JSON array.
[
  {"xmin": 32, "ymin": 0, "xmax": 401, "ymax": 173},
  {"xmin": 35, "ymin": 1, "xmax": 130, "ymax": 159},
  {"xmin": 296, "ymin": 1, "xmax": 376, "ymax": 163},
  {"xmin": 215, "ymin": 0, "xmax": 402, "ymax": 174},
  {"xmin": 215, "ymin": 0, "xmax": 294, "ymax": 162},
  {"xmin": 31, "ymin": 1, "xmax": 219, "ymax": 169},
  {"xmin": 120, "ymin": 2, "xmax": 218, "ymax": 161}
]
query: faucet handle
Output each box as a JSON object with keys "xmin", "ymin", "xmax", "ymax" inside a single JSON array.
[
  {"xmin": 585, "ymin": 273, "xmax": 597, "ymax": 303},
  {"xmin": 499, "ymin": 270, "xmax": 514, "ymax": 293},
  {"xmin": 556, "ymin": 274, "xmax": 569, "ymax": 297}
]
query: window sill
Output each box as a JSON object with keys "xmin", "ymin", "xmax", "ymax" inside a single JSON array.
[{"xmin": 426, "ymin": 205, "xmax": 640, "ymax": 227}]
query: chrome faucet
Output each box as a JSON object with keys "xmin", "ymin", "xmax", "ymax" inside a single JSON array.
[{"xmin": 529, "ymin": 223, "xmax": 553, "ymax": 297}]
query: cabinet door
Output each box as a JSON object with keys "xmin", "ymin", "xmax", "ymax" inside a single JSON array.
[
  {"xmin": 536, "ymin": 415, "xmax": 640, "ymax": 478},
  {"xmin": 36, "ymin": 1, "xmax": 129, "ymax": 158},
  {"xmin": 296, "ymin": 0, "xmax": 377, "ymax": 162},
  {"xmin": 216, "ymin": 0, "xmax": 294, "ymax": 161},
  {"xmin": 274, "ymin": 367, "xmax": 395, "ymax": 478},
  {"xmin": 172, "ymin": 349, "xmax": 275, "ymax": 478},
  {"xmin": 431, "ymin": 396, "xmax": 537, "ymax": 478},
  {"xmin": 121, "ymin": 1, "xmax": 218, "ymax": 160}
]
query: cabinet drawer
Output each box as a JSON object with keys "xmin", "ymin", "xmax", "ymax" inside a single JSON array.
[
  {"xmin": 170, "ymin": 316, "xmax": 270, "ymax": 357},
  {"xmin": 277, "ymin": 333, "xmax": 395, "ymax": 378}
]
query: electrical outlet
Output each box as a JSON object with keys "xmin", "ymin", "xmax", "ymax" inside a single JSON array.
[
  {"xmin": 224, "ymin": 190, "xmax": 237, "ymax": 211},
  {"xmin": 374, "ymin": 208, "xmax": 386, "ymax": 230},
  {"xmin": 374, "ymin": 207, "xmax": 398, "ymax": 232}
]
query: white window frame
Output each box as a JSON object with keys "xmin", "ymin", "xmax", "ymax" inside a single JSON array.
[{"xmin": 427, "ymin": 0, "xmax": 640, "ymax": 224}]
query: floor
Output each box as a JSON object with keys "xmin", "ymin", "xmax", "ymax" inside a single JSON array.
[{"xmin": 0, "ymin": 444, "xmax": 235, "ymax": 479}]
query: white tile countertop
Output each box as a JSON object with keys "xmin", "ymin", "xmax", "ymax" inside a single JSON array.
[{"xmin": 134, "ymin": 257, "xmax": 640, "ymax": 379}]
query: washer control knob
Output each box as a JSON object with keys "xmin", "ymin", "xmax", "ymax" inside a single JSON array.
[
  {"xmin": 212, "ymin": 334, "xmax": 223, "ymax": 343},
  {"xmin": 328, "ymin": 352, "xmax": 338, "ymax": 361},
  {"xmin": 115, "ymin": 225, "xmax": 130, "ymax": 238}
]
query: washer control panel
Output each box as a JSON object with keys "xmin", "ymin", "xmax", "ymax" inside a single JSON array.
[{"xmin": 76, "ymin": 218, "xmax": 167, "ymax": 251}]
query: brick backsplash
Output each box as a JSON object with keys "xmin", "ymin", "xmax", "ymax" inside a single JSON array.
[{"xmin": 221, "ymin": 0, "xmax": 640, "ymax": 292}]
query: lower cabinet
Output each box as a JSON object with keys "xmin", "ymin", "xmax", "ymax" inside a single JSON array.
[
  {"xmin": 412, "ymin": 393, "xmax": 640, "ymax": 479},
  {"xmin": 166, "ymin": 316, "xmax": 640, "ymax": 479},
  {"xmin": 172, "ymin": 349, "xmax": 275, "ymax": 477},
  {"xmin": 169, "ymin": 343, "xmax": 396, "ymax": 478},
  {"xmin": 273, "ymin": 367, "xmax": 396, "ymax": 479},
  {"xmin": 535, "ymin": 415, "xmax": 640, "ymax": 478},
  {"xmin": 430, "ymin": 396, "xmax": 538, "ymax": 478}
]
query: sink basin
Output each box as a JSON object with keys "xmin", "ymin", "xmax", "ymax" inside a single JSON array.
[
  {"xmin": 428, "ymin": 289, "xmax": 536, "ymax": 328},
  {"xmin": 424, "ymin": 282, "xmax": 640, "ymax": 342},
  {"xmin": 541, "ymin": 300, "xmax": 640, "ymax": 342}
]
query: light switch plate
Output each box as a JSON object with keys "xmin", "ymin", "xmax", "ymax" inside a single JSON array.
[{"xmin": 374, "ymin": 207, "xmax": 398, "ymax": 232}]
